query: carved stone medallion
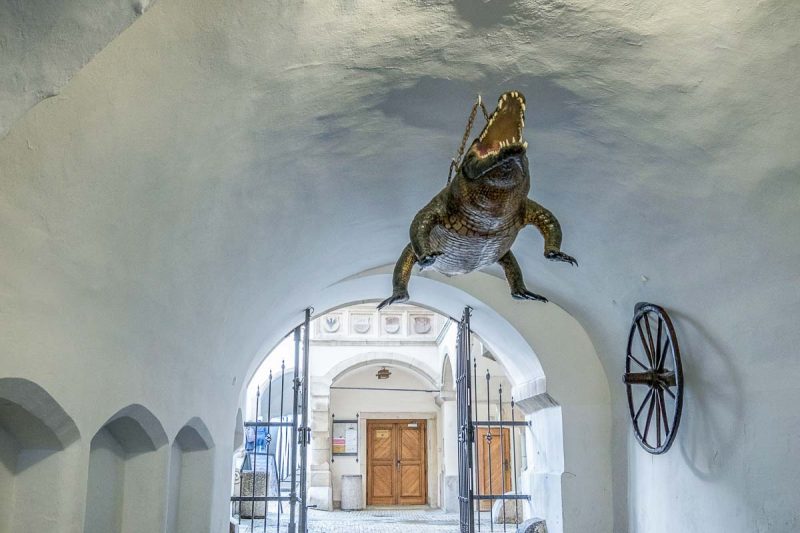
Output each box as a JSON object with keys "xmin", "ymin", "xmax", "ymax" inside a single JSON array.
[
  {"xmin": 412, "ymin": 315, "xmax": 432, "ymax": 335},
  {"xmin": 383, "ymin": 315, "xmax": 401, "ymax": 334},
  {"xmin": 351, "ymin": 314, "xmax": 372, "ymax": 334},
  {"xmin": 323, "ymin": 314, "xmax": 341, "ymax": 333}
]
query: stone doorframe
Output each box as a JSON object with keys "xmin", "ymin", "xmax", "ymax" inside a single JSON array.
[{"xmin": 358, "ymin": 411, "xmax": 439, "ymax": 508}]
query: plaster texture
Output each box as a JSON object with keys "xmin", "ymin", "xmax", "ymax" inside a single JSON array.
[
  {"xmin": 0, "ymin": 0, "xmax": 156, "ymax": 138},
  {"xmin": 1, "ymin": 0, "xmax": 799, "ymax": 532}
]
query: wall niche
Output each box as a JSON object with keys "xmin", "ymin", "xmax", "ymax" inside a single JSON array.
[
  {"xmin": 0, "ymin": 378, "xmax": 80, "ymax": 533},
  {"xmin": 84, "ymin": 404, "xmax": 168, "ymax": 533},
  {"xmin": 166, "ymin": 418, "xmax": 215, "ymax": 533}
]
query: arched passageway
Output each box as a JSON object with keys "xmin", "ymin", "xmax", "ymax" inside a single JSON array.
[{"xmin": 238, "ymin": 271, "xmax": 612, "ymax": 533}]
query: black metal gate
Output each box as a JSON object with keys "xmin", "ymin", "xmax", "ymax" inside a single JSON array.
[
  {"xmin": 456, "ymin": 307, "xmax": 476, "ymax": 532},
  {"xmin": 232, "ymin": 308, "xmax": 312, "ymax": 532},
  {"xmin": 457, "ymin": 307, "xmax": 530, "ymax": 532}
]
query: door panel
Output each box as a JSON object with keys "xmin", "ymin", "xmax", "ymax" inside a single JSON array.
[
  {"xmin": 367, "ymin": 423, "xmax": 396, "ymax": 506},
  {"xmin": 372, "ymin": 465, "xmax": 395, "ymax": 498},
  {"xmin": 367, "ymin": 420, "xmax": 427, "ymax": 506},
  {"xmin": 397, "ymin": 423, "xmax": 426, "ymax": 505},
  {"xmin": 399, "ymin": 464, "xmax": 422, "ymax": 497},
  {"xmin": 476, "ymin": 427, "xmax": 511, "ymax": 511}
]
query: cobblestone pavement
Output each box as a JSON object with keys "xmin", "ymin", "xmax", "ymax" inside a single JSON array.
[{"xmin": 237, "ymin": 508, "xmax": 500, "ymax": 532}]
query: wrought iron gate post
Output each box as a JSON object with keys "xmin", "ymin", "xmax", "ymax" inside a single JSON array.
[
  {"xmin": 457, "ymin": 307, "xmax": 475, "ymax": 532},
  {"xmin": 298, "ymin": 308, "xmax": 312, "ymax": 533},
  {"xmin": 288, "ymin": 326, "xmax": 301, "ymax": 533}
]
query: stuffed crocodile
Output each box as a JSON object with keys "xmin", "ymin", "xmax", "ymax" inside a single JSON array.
[{"xmin": 378, "ymin": 91, "xmax": 577, "ymax": 310}]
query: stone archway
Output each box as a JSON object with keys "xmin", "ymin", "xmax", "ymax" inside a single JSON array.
[{"xmin": 240, "ymin": 270, "xmax": 611, "ymax": 532}]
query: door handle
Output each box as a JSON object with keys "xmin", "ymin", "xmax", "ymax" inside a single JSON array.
[{"xmin": 396, "ymin": 459, "xmax": 400, "ymax": 469}]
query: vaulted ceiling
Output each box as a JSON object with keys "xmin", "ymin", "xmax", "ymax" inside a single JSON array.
[{"xmin": 2, "ymin": 0, "xmax": 799, "ymax": 530}]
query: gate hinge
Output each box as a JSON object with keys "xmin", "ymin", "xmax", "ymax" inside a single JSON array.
[{"xmin": 298, "ymin": 426, "xmax": 311, "ymax": 445}]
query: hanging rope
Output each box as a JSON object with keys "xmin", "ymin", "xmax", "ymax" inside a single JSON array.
[{"xmin": 448, "ymin": 94, "xmax": 490, "ymax": 183}]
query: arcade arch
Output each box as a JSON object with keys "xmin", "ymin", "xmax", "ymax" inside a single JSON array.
[{"xmin": 237, "ymin": 271, "xmax": 611, "ymax": 532}]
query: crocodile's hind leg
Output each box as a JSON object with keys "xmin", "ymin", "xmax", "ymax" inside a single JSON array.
[
  {"xmin": 498, "ymin": 251, "xmax": 548, "ymax": 302},
  {"xmin": 377, "ymin": 243, "xmax": 416, "ymax": 310},
  {"xmin": 410, "ymin": 193, "xmax": 446, "ymax": 267},
  {"xmin": 524, "ymin": 199, "xmax": 578, "ymax": 266}
]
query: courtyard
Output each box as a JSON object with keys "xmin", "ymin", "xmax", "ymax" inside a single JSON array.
[{"xmin": 236, "ymin": 508, "xmax": 502, "ymax": 533}]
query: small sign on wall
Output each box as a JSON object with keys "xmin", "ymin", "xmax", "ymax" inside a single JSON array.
[{"xmin": 331, "ymin": 414, "xmax": 359, "ymax": 461}]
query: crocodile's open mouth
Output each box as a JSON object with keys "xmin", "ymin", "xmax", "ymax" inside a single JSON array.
[{"xmin": 471, "ymin": 91, "xmax": 527, "ymax": 159}]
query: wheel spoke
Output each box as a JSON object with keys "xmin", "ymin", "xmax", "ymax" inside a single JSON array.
[
  {"xmin": 634, "ymin": 388, "xmax": 654, "ymax": 422},
  {"xmin": 655, "ymin": 319, "xmax": 663, "ymax": 369},
  {"xmin": 657, "ymin": 338, "xmax": 671, "ymax": 372},
  {"xmin": 655, "ymin": 391, "xmax": 662, "ymax": 448},
  {"xmin": 658, "ymin": 389, "xmax": 670, "ymax": 435},
  {"xmin": 663, "ymin": 386, "xmax": 676, "ymax": 400},
  {"xmin": 637, "ymin": 320, "xmax": 654, "ymax": 367},
  {"xmin": 644, "ymin": 314, "xmax": 657, "ymax": 367},
  {"xmin": 628, "ymin": 352, "xmax": 648, "ymax": 371},
  {"xmin": 643, "ymin": 392, "xmax": 656, "ymax": 444}
]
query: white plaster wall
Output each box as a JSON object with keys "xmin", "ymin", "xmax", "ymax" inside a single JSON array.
[{"xmin": 0, "ymin": 0, "xmax": 158, "ymax": 138}]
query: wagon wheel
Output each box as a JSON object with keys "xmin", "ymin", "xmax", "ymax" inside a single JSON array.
[{"xmin": 624, "ymin": 302, "xmax": 683, "ymax": 454}]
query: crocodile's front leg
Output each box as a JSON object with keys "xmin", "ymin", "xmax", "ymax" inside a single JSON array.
[
  {"xmin": 524, "ymin": 199, "xmax": 578, "ymax": 266},
  {"xmin": 410, "ymin": 194, "xmax": 446, "ymax": 267},
  {"xmin": 498, "ymin": 251, "xmax": 548, "ymax": 302},
  {"xmin": 377, "ymin": 243, "xmax": 416, "ymax": 310}
]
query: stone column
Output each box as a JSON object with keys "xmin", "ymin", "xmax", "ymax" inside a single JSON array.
[
  {"xmin": 514, "ymin": 391, "xmax": 562, "ymax": 531},
  {"xmin": 307, "ymin": 380, "xmax": 332, "ymax": 511},
  {"xmin": 437, "ymin": 391, "xmax": 458, "ymax": 513}
]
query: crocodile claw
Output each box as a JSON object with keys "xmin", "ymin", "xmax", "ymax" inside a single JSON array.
[
  {"xmin": 377, "ymin": 290, "xmax": 410, "ymax": 310},
  {"xmin": 511, "ymin": 289, "xmax": 548, "ymax": 303},
  {"xmin": 545, "ymin": 250, "xmax": 578, "ymax": 267},
  {"xmin": 417, "ymin": 252, "xmax": 443, "ymax": 269}
]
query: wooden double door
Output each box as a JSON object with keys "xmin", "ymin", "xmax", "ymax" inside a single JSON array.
[{"xmin": 366, "ymin": 420, "xmax": 427, "ymax": 506}]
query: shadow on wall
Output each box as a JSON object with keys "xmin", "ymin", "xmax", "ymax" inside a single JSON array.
[
  {"xmin": 0, "ymin": 378, "xmax": 80, "ymax": 533},
  {"xmin": 83, "ymin": 404, "xmax": 169, "ymax": 533},
  {"xmin": 671, "ymin": 310, "xmax": 743, "ymax": 481}
]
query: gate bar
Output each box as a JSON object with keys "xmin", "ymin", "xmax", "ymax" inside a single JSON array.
[
  {"xmin": 472, "ymin": 421, "xmax": 529, "ymax": 427},
  {"xmin": 288, "ymin": 327, "xmax": 301, "ymax": 533},
  {"xmin": 298, "ymin": 308, "xmax": 312, "ymax": 533}
]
